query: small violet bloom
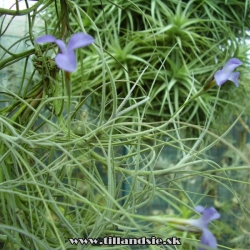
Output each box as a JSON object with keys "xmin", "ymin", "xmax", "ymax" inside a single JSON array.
[
  {"xmin": 188, "ymin": 205, "xmax": 220, "ymax": 250},
  {"xmin": 35, "ymin": 33, "xmax": 94, "ymax": 72},
  {"xmin": 214, "ymin": 58, "xmax": 242, "ymax": 87}
]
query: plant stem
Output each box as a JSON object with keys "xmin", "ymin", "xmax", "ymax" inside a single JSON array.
[{"xmin": 64, "ymin": 71, "xmax": 71, "ymax": 140}]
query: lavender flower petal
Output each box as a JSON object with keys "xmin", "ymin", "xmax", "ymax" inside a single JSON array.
[
  {"xmin": 35, "ymin": 33, "xmax": 94, "ymax": 72},
  {"xmin": 188, "ymin": 206, "xmax": 220, "ymax": 250},
  {"xmin": 222, "ymin": 58, "xmax": 242, "ymax": 73},
  {"xmin": 201, "ymin": 207, "xmax": 220, "ymax": 222},
  {"xmin": 214, "ymin": 58, "xmax": 242, "ymax": 87},
  {"xmin": 54, "ymin": 39, "xmax": 68, "ymax": 54},
  {"xmin": 214, "ymin": 69, "xmax": 228, "ymax": 86},
  {"xmin": 199, "ymin": 228, "xmax": 217, "ymax": 250},
  {"xmin": 55, "ymin": 50, "xmax": 76, "ymax": 72},
  {"xmin": 228, "ymin": 72, "xmax": 240, "ymax": 87},
  {"xmin": 195, "ymin": 205, "xmax": 205, "ymax": 213},
  {"xmin": 35, "ymin": 35, "xmax": 57, "ymax": 44},
  {"xmin": 68, "ymin": 33, "xmax": 94, "ymax": 51}
]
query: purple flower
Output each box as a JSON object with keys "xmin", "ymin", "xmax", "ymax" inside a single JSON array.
[
  {"xmin": 214, "ymin": 58, "xmax": 242, "ymax": 87},
  {"xmin": 35, "ymin": 33, "xmax": 94, "ymax": 72},
  {"xmin": 188, "ymin": 206, "xmax": 220, "ymax": 250}
]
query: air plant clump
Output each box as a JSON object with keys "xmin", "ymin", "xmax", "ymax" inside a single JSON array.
[{"xmin": 0, "ymin": 1, "xmax": 249, "ymax": 250}]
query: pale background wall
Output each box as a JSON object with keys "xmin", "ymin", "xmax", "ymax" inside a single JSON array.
[{"xmin": 0, "ymin": 0, "xmax": 42, "ymax": 101}]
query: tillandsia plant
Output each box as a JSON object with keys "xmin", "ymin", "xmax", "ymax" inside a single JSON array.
[
  {"xmin": 155, "ymin": 55, "xmax": 245, "ymax": 132},
  {"xmin": 145, "ymin": 205, "xmax": 220, "ymax": 250},
  {"xmin": 0, "ymin": 0, "xmax": 250, "ymax": 250},
  {"xmin": 35, "ymin": 33, "xmax": 94, "ymax": 138},
  {"xmin": 69, "ymin": 0, "xmax": 250, "ymax": 136},
  {"xmin": 170, "ymin": 58, "xmax": 243, "ymax": 120}
]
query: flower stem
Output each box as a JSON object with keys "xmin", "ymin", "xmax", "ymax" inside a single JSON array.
[{"xmin": 64, "ymin": 71, "xmax": 71, "ymax": 140}]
